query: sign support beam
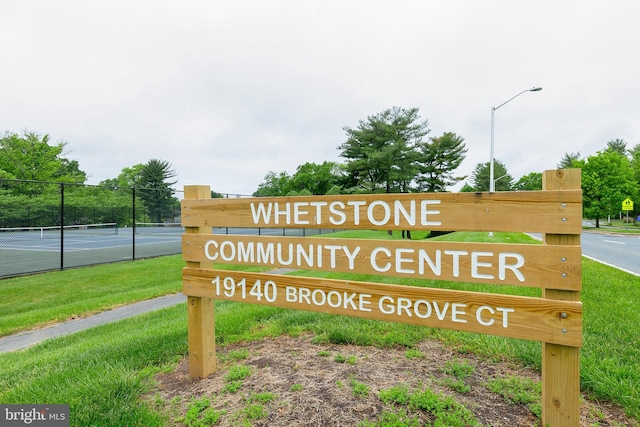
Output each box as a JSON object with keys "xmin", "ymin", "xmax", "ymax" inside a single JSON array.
[
  {"xmin": 542, "ymin": 169, "xmax": 581, "ymax": 427},
  {"xmin": 184, "ymin": 185, "xmax": 216, "ymax": 378}
]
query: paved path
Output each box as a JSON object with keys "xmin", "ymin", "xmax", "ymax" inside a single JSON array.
[
  {"xmin": 0, "ymin": 268, "xmax": 296, "ymax": 354},
  {"xmin": 0, "ymin": 293, "xmax": 187, "ymax": 353}
]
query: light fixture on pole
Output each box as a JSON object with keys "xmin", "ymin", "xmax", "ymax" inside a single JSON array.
[
  {"xmin": 489, "ymin": 87, "xmax": 542, "ymax": 193},
  {"xmin": 494, "ymin": 173, "xmax": 510, "ymax": 189}
]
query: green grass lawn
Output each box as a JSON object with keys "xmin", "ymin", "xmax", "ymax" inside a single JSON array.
[
  {"xmin": 0, "ymin": 256, "xmax": 271, "ymax": 337},
  {"xmin": 584, "ymin": 217, "xmax": 640, "ymax": 233},
  {"xmin": 0, "ymin": 256, "xmax": 184, "ymax": 337},
  {"xmin": 0, "ymin": 231, "xmax": 639, "ymax": 426}
]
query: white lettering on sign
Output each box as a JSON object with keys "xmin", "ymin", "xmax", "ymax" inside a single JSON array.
[
  {"xmin": 203, "ymin": 239, "xmax": 527, "ymax": 282},
  {"xmin": 204, "ymin": 239, "xmax": 361, "ymax": 269},
  {"xmin": 209, "ymin": 274, "xmax": 515, "ymax": 328},
  {"xmin": 249, "ymin": 199, "xmax": 442, "ymax": 227},
  {"xmin": 475, "ymin": 306, "xmax": 515, "ymax": 327},
  {"xmin": 285, "ymin": 286, "xmax": 373, "ymax": 312},
  {"xmin": 369, "ymin": 246, "xmax": 525, "ymax": 281}
]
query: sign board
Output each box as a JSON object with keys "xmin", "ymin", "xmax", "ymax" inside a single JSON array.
[
  {"xmin": 183, "ymin": 234, "xmax": 582, "ymax": 290},
  {"xmin": 182, "ymin": 190, "xmax": 582, "ymax": 234},
  {"xmin": 622, "ymin": 198, "xmax": 634, "ymax": 211},
  {"xmin": 181, "ymin": 169, "xmax": 583, "ymax": 427},
  {"xmin": 183, "ymin": 268, "xmax": 582, "ymax": 346}
]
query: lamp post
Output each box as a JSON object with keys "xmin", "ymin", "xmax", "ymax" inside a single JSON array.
[{"xmin": 489, "ymin": 87, "xmax": 542, "ymax": 192}]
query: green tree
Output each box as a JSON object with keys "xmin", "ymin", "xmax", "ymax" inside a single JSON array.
[
  {"xmin": 99, "ymin": 164, "xmax": 144, "ymax": 188},
  {"xmin": 513, "ymin": 172, "xmax": 542, "ymax": 191},
  {"xmin": 253, "ymin": 171, "xmax": 294, "ymax": 197},
  {"xmin": 122, "ymin": 165, "xmax": 145, "ymax": 187},
  {"xmin": 338, "ymin": 106, "xmax": 429, "ymax": 193},
  {"xmin": 415, "ymin": 132, "xmax": 467, "ymax": 192},
  {"xmin": 581, "ymin": 150, "xmax": 638, "ymax": 227},
  {"xmin": 631, "ymin": 144, "xmax": 640, "ymax": 222},
  {"xmin": 136, "ymin": 159, "xmax": 178, "ymax": 223},
  {"xmin": 606, "ymin": 138, "xmax": 628, "ymax": 156},
  {"xmin": 325, "ymin": 185, "xmax": 342, "ymax": 195},
  {"xmin": 459, "ymin": 182, "xmax": 476, "ymax": 192},
  {"xmin": 469, "ymin": 160, "xmax": 512, "ymax": 192},
  {"xmin": 557, "ymin": 152, "xmax": 581, "ymax": 169},
  {"xmin": 289, "ymin": 161, "xmax": 342, "ymax": 195},
  {"xmin": 253, "ymin": 162, "xmax": 343, "ymax": 196},
  {"xmin": 630, "ymin": 144, "xmax": 640, "ymax": 187},
  {"xmin": 0, "ymin": 131, "xmax": 86, "ymax": 196},
  {"xmin": 286, "ymin": 188, "xmax": 313, "ymax": 197}
]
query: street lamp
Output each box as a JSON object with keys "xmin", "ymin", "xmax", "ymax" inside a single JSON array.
[
  {"xmin": 489, "ymin": 87, "xmax": 542, "ymax": 193},
  {"xmin": 494, "ymin": 173, "xmax": 510, "ymax": 189}
]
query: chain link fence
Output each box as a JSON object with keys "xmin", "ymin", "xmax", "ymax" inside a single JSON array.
[
  {"xmin": 0, "ymin": 179, "xmax": 183, "ymax": 278},
  {"xmin": 1, "ymin": 179, "xmax": 336, "ymax": 279}
]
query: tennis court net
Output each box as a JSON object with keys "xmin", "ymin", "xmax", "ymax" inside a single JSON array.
[
  {"xmin": 0, "ymin": 223, "xmax": 118, "ymax": 240},
  {"xmin": 133, "ymin": 222, "xmax": 184, "ymax": 234}
]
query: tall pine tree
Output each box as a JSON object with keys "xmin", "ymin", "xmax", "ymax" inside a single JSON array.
[
  {"xmin": 415, "ymin": 132, "xmax": 467, "ymax": 192},
  {"xmin": 338, "ymin": 107, "xmax": 428, "ymax": 193},
  {"xmin": 137, "ymin": 159, "xmax": 178, "ymax": 223}
]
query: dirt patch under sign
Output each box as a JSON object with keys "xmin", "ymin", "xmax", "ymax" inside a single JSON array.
[{"xmin": 152, "ymin": 335, "xmax": 636, "ymax": 426}]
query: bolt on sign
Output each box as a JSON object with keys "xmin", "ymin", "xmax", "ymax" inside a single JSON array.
[{"xmin": 181, "ymin": 169, "xmax": 583, "ymax": 427}]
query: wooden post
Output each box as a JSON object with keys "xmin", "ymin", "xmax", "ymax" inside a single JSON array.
[
  {"xmin": 542, "ymin": 169, "xmax": 582, "ymax": 426},
  {"xmin": 183, "ymin": 185, "xmax": 216, "ymax": 378}
]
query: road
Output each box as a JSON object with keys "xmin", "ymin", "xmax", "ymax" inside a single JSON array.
[{"xmin": 581, "ymin": 231, "xmax": 640, "ymax": 276}]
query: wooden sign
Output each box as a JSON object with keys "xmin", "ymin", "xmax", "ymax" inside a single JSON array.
[
  {"xmin": 182, "ymin": 190, "xmax": 582, "ymax": 234},
  {"xmin": 181, "ymin": 168, "xmax": 583, "ymax": 427},
  {"xmin": 182, "ymin": 234, "xmax": 582, "ymax": 290},
  {"xmin": 183, "ymin": 268, "xmax": 582, "ymax": 347}
]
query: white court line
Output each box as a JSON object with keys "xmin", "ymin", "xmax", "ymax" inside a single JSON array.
[
  {"xmin": 0, "ymin": 243, "xmax": 175, "ymax": 252},
  {"xmin": 0, "ymin": 237, "xmax": 180, "ymax": 252},
  {"xmin": 0, "ymin": 244, "xmax": 61, "ymax": 251},
  {"xmin": 0, "ymin": 245, "xmax": 93, "ymax": 253}
]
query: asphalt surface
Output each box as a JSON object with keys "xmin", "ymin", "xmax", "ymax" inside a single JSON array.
[{"xmin": 581, "ymin": 230, "xmax": 640, "ymax": 276}]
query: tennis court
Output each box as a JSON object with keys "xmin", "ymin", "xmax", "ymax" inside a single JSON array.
[
  {"xmin": 0, "ymin": 223, "xmax": 329, "ymax": 278},
  {"xmin": 0, "ymin": 223, "xmax": 183, "ymax": 278},
  {"xmin": 0, "ymin": 179, "xmax": 194, "ymax": 278}
]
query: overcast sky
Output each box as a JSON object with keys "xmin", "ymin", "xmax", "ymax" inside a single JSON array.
[{"xmin": 2, "ymin": 1, "xmax": 639, "ymax": 195}]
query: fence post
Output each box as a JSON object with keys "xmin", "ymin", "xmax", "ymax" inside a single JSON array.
[
  {"xmin": 183, "ymin": 185, "xmax": 216, "ymax": 378},
  {"xmin": 542, "ymin": 169, "xmax": 582, "ymax": 427},
  {"xmin": 132, "ymin": 187, "xmax": 136, "ymax": 260},
  {"xmin": 60, "ymin": 182, "xmax": 65, "ymax": 271}
]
